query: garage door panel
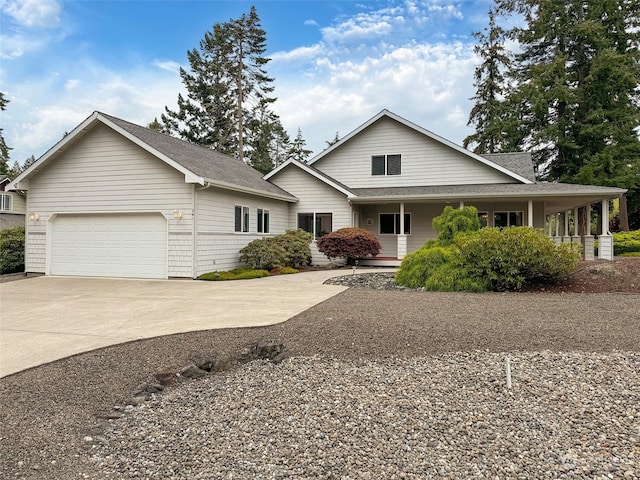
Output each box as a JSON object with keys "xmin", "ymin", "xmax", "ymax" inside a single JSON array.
[{"xmin": 51, "ymin": 214, "xmax": 167, "ymax": 279}]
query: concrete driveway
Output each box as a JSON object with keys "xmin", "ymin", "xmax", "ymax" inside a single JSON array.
[{"xmin": 0, "ymin": 269, "xmax": 391, "ymax": 378}]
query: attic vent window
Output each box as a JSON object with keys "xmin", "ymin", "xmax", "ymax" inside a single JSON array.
[{"xmin": 372, "ymin": 154, "xmax": 401, "ymax": 176}]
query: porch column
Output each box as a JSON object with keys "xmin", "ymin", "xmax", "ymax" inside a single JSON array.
[
  {"xmin": 459, "ymin": 200, "xmax": 464, "ymax": 209},
  {"xmin": 397, "ymin": 202, "xmax": 407, "ymax": 259},
  {"xmin": 572, "ymin": 207, "xmax": 581, "ymax": 255},
  {"xmin": 562, "ymin": 211, "xmax": 572, "ymax": 243},
  {"xmin": 598, "ymin": 199, "xmax": 613, "ymax": 260},
  {"xmin": 582, "ymin": 203, "xmax": 594, "ymax": 260},
  {"xmin": 527, "ymin": 200, "xmax": 534, "ymax": 227},
  {"xmin": 553, "ymin": 213, "xmax": 561, "ymax": 245}
]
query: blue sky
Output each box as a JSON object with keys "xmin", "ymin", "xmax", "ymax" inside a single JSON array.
[{"xmin": 1, "ymin": 0, "xmax": 495, "ymax": 166}]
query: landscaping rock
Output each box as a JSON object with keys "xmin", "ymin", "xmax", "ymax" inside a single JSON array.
[{"xmin": 179, "ymin": 364, "xmax": 208, "ymax": 379}]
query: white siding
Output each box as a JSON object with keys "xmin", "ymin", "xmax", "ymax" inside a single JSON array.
[
  {"xmin": 24, "ymin": 124, "xmax": 194, "ymax": 277},
  {"xmin": 270, "ymin": 166, "xmax": 351, "ymax": 230},
  {"xmin": 314, "ymin": 116, "xmax": 515, "ymax": 188},
  {"xmin": 268, "ymin": 165, "xmax": 352, "ymax": 265},
  {"xmin": 194, "ymin": 187, "xmax": 291, "ymax": 275}
]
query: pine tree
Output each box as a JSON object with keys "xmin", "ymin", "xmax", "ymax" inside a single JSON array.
[
  {"xmin": 246, "ymin": 102, "xmax": 289, "ymax": 174},
  {"xmin": 490, "ymin": 0, "xmax": 640, "ymax": 228},
  {"xmin": 325, "ymin": 132, "xmax": 340, "ymax": 148},
  {"xmin": 0, "ymin": 92, "xmax": 12, "ymax": 177},
  {"xmin": 463, "ymin": 8, "xmax": 512, "ymax": 154},
  {"xmin": 287, "ymin": 128, "xmax": 312, "ymax": 163},
  {"xmin": 162, "ymin": 7, "xmax": 277, "ymax": 163}
]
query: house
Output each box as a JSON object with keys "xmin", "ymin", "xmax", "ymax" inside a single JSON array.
[
  {"xmin": 0, "ymin": 177, "xmax": 26, "ymax": 230},
  {"xmin": 10, "ymin": 112, "xmax": 297, "ymax": 279},
  {"xmin": 10, "ymin": 109, "xmax": 625, "ymax": 279},
  {"xmin": 265, "ymin": 110, "xmax": 626, "ymax": 265}
]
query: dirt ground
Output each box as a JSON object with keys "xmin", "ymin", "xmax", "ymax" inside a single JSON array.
[{"xmin": 521, "ymin": 257, "xmax": 640, "ymax": 293}]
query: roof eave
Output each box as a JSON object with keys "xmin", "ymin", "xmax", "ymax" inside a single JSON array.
[{"xmin": 205, "ymin": 177, "xmax": 298, "ymax": 203}]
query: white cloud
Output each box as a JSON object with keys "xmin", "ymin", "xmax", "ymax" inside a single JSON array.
[
  {"xmin": 273, "ymin": 40, "xmax": 477, "ymax": 155},
  {"xmin": 64, "ymin": 79, "xmax": 79, "ymax": 90},
  {"xmin": 1, "ymin": 0, "xmax": 61, "ymax": 28},
  {"xmin": 3, "ymin": 62, "xmax": 184, "ymax": 164},
  {"xmin": 270, "ymin": 45, "xmax": 324, "ymax": 64},
  {"xmin": 152, "ymin": 59, "xmax": 182, "ymax": 73}
]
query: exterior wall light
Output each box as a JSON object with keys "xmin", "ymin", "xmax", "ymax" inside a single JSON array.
[
  {"xmin": 173, "ymin": 209, "xmax": 183, "ymax": 220},
  {"xmin": 28, "ymin": 212, "xmax": 40, "ymax": 222}
]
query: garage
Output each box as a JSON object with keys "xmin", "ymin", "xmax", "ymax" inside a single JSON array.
[{"xmin": 50, "ymin": 213, "xmax": 168, "ymax": 279}]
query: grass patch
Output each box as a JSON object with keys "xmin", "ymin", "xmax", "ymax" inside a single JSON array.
[{"xmin": 198, "ymin": 268, "xmax": 270, "ymax": 281}]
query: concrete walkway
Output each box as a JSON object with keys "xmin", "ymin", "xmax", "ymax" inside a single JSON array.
[{"xmin": 0, "ymin": 269, "xmax": 395, "ymax": 378}]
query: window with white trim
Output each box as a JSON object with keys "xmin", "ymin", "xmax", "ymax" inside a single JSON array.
[
  {"xmin": 494, "ymin": 211, "xmax": 523, "ymax": 228},
  {"xmin": 371, "ymin": 154, "xmax": 401, "ymax": 176},
  {"xmin": 379, "ymin": 213, "xmax": 411, "ymax": 235},
  {"xmin": 297, "ymin": 212, "xmax": 332, "ymax": 239},
  {"xmin": 0, "ymin": 194, "xmax": 12, "ymax": 212},
  {"xmin": 234, "ymin": 205, "xmax": 249, "ymax": 233},
  {"xmin": 257, "ymin": 208, "xmax": 270, "ymax": 233}
]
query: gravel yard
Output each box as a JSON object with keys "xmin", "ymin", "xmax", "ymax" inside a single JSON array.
[{"xmin": 1, "ymin": 267, "xmax": 639, "ymax": 479}]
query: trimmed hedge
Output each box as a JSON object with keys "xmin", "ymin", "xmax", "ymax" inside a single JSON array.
[
  {"xmin": 316, "ymin": 227, "xmax": 381, "ymax": 262},
  {"xmin": 0, "ymin": 226, "xmax": 25, "ymax": 274},
  {"xmin": 613, "ymin": 230, "xmax": 640, "ymax": 256}
]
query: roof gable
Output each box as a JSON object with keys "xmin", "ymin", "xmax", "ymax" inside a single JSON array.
[
  {"xmin": 265, "ymin": 159, "xmax": 354, "ymax": 197},
  {"xmin": 308, "ymin": 110, "xmax": 533, "ymax": 185},
  {"xmin": 12, "ymin": 112, "xmax": 296, "ymax": 201}
]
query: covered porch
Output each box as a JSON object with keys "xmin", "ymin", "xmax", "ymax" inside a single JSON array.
[{"xmin": 348, "ymin": 183, "xmax": 626, "ymax": 265}]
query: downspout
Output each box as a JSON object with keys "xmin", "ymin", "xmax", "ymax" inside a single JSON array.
[{"xmin": 192, "ymin": 182, "xmax": 212, "ymax": 278}]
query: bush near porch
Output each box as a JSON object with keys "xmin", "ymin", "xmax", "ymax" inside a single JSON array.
[
  {"xmin": 239, "ymin": 229, "xmax": 313, "ymax": 270},
  {"xmin": 613, "ymin": 230, "xmax": 640, "ymax": 256},
  {"xmin": 396, "ymin": 206, "xmax": 581, "ymax": 292},
  {"xmin": 0, "ymin": 226, "xmax": 25, "ymax": 275}
]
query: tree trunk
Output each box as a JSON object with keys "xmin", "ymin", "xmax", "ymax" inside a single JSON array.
[{"xmin": 619, "ymin": 193, "xmax": 629, "ymax": 232}]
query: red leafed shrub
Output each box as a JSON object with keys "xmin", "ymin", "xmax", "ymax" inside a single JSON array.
[{"xmin": 317, "ymin": 227, "xmax": 381, "ymax": 262}]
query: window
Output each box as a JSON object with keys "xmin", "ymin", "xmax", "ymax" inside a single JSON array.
[
  {"xmin": 297, "ymin": 212, "xmax": 332, "ymax": 239},
  {"xmin": 371, "ymin": 154, "xmax": 401, "ymax": 176},
  {"xmin": 478, "ymin": 211, "xmax": 489, "ymax": 228},
  {"xmin": 234, "ymin": 205, "xmax": 249, "ymax": 233},
  {"xmin": 257, "ymin": 209, "xmax": 269, "ymax": 233},
  {"xmin": 379, "ymin": 213, "xmax": 411, "ymax": 235},
  {"xmin": 0, "ymin": 194, "xmax": 11, "ymax": 212},
  {"xmin": 494, "ymin": 211, "xmax": 523, "ymax": 228}
]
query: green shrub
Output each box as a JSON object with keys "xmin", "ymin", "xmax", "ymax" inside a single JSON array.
[
  {"xmin": 0, "ymin": 226, "xmax": 25, "ymax": 274},
  {"xmin": 239, "ymin": 238, "xmax": 288, "ymax": 270},
  {"xmin": 619, "ymin": 252, "xmax": 640, "ymax": 257},
  {"xmin": 270, "ymin": 266, "xmax": 299, "ymax": 275},
  {"xmin": 432, "ymin": 205, "xmax": 481, "ymax": 245},
  {"xmin": 317, "ymin": 227, "xmax": 381, "ymax": 262},
  {"xmin": 455, "ymin": 227, "xmax": 581, "ymax": 291},
  {"xmin": 395, "ymin": 245, "xmax": 453, "ymax": 288},
  {"xmin": 613, "ymin": 230, "xmax": 640, "ymax": 256},
  {"xmin": 424, "ymin": 263, "xmax": 488, "ymax": 292},
  {"xmin": 274, "ymin": 229, "xmax": 313, "ymax": 267},
  {"xmin": 198, "ymin": 268, "xmax": 270, "ymax": 281}
]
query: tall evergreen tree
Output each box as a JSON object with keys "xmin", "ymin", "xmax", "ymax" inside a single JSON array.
[
  {"xmin": 287, "ymin": 128, "xmax": 312, "ymax": 163},
  {"xmin": 484, "ymin": 0, "xmax": 640, "ymax": 228},
  {"xmin": 0, "ymin": 92, "xmax": 12, "ymax": 177},
  {"xmin": 246, "ymin": 102, "xmax": 289, "ymax": 174},
  {"xmin": 463, "ymin": 8, "xmax": 513, "ymax": 154},
  {"xmin": 162, "ymin": 7, "xmax": 277, "ymax": 163}
]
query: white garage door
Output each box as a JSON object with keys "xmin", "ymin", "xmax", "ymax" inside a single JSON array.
[{"xmin": 50, "ymin": 214, "xmax": 168, "ymax": 279}]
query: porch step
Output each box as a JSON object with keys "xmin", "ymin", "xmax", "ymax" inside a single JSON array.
[{"xmin": 358, "ymin": 257, "xmax": 402, "ymax": 267}]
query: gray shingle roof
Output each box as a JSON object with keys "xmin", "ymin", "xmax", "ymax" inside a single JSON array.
[
  {"xmin": 480, "ymin": 153, "xmax": 536, "ymax": 182},
  {"xmin": 101, "ymin": 113, "xmax": 296, "ymax": 200},
  {"xmin": 350, "ymin": 182, "xmax": 626, "ymax": 199}
]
